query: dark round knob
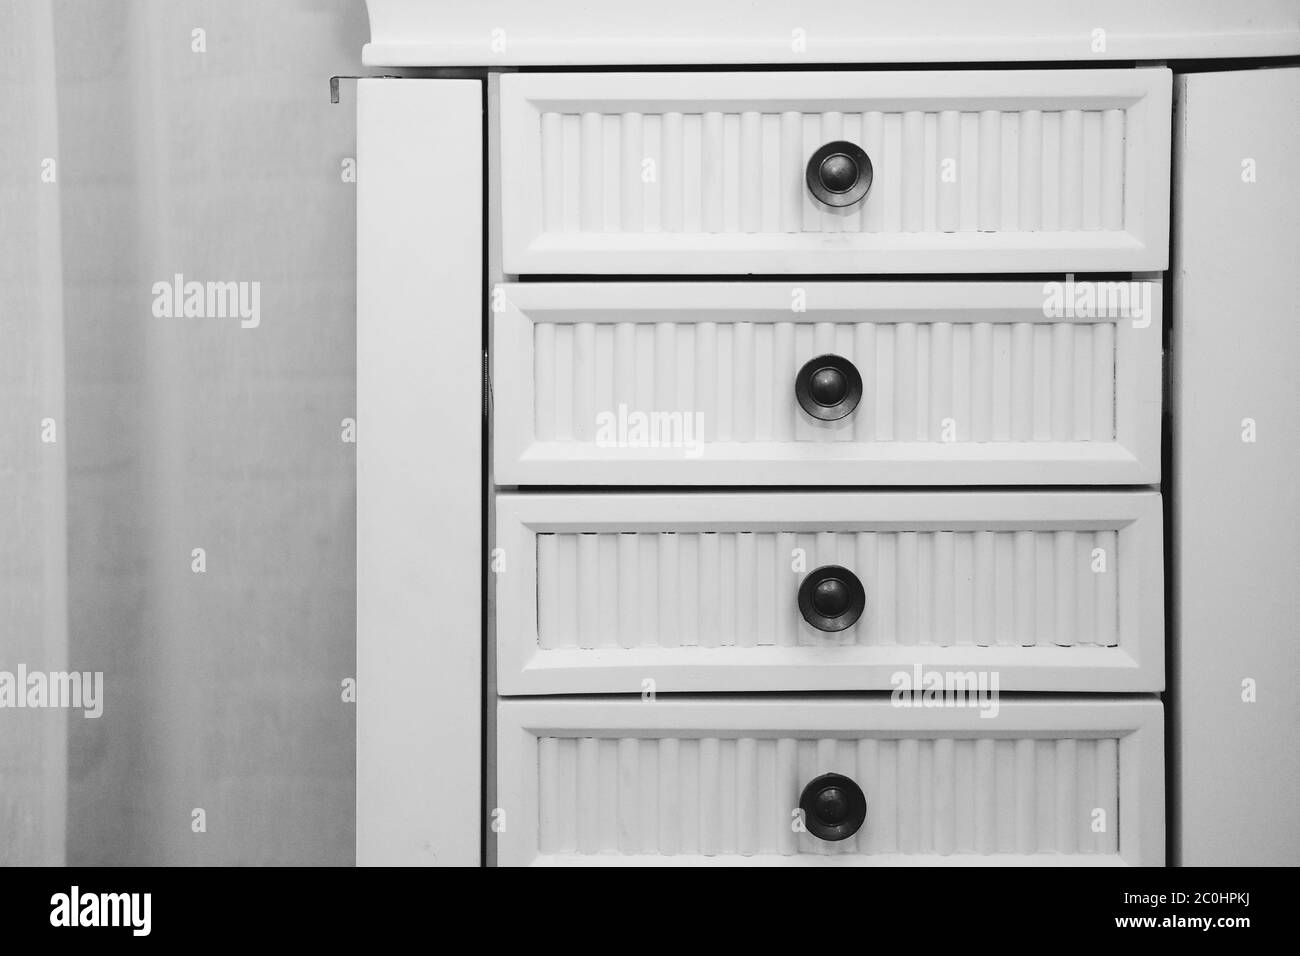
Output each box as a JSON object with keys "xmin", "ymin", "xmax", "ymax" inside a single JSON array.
[
  {"xmin": 814, "ymin": 787, "xmax": 850, "ymax": 824},
  {"xmin": 806, "ymin": 141, "xmax": 872, "ymax": 207},
  {"xmin": 795, "ymin": 354, "xmax": 862, "ymax": 421},
  {"xmin": 799, "ymin": 772, "xmax": 867, "ymax": 842},
  {"xmin": 798, "ymin": 565, "xmax": 866, "ymax": 632},
  {"xmin": 812, "ymin": 578, "xmax": 850, "ymax": 617},
  {"xmin": 809, "ymin": 366, "xmax": 847, "ymax": 406},
  {"xmin": 818, "ymin": 153, "xmax": 859, "ymax": 193}
]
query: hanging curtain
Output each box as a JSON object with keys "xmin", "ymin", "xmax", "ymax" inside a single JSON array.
[
  {"xmin": 0, "ymin": 0, "xmax": 68, "ymax": 866},
  {"xmin": 0, "ymin": 0, "xmax": 364, "ymax": 865}
]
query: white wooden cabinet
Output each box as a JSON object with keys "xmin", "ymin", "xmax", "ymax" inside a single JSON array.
[
  {"xmin": 356, "ymin": 3, "xmax": 1300, "ymax": 869},
  {"xmin": 500, "ymin": 70, "xmax": 1170, "ymax": 274},
  {"xmin": 497, "ymin": 696, "xmax": 1164, "ymax": 866},
  {"xmin": 493, "ymin": 281, "xmax": 1161, "ymax": 485},
  {"xmin": 496, "ymin": 492, "xmax": 1164, "ymax": 693}
]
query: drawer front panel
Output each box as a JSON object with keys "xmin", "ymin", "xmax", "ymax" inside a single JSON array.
[
  {"xmin": 493, "ymin": 282, "xmax": 1161, "ymax": 485},
  {"xmin": 497, "ymin": 697, "xmax": 1164, "ymax": 865},
  {"xmin": 495, "ymin": 492, "xmax": 1164, "ymax": 693},
  {"xmin": 500, "ymin": 70, "xmax": 1170, "ymax": 274}
]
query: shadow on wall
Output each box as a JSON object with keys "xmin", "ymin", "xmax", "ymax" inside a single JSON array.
[{"xmin": 33, "ymin": 0, "xmax": 366, "ymax": 865}]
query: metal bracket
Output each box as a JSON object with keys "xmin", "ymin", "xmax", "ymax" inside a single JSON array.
[{"xmin": 330, "ymin": 75, "xmax": 401, "ymax": 104}]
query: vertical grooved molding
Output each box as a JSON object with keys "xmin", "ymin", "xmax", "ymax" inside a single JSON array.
[
  {"xmin": 739, "ymin": 111, "xmax": 762, "ymax": 233},
  {"xmin": 661, "ymin": 112, "xmax": 684, "ymax": 231},
  {"xmin": 1092, "ymin": 322, "xmax": 1116, "ymax": 441},
  {"xmin": 778, "ymin": 111, "xmax": 802, "ymax": 232},
  {"xmin": 540, "ymin": 112, "xmax": 564, "ymax": 231},
  {"xmin": 617, "ymin": 533, "xmax": 638, "ymax": 649},
  {"xmin": 937, "ymin": 110, "xmax": 960, "ymax": 232},
  {"xmin": 978, "ymin": 110, "xmax": 1001, "ymax": 231},
  {"xmin": 861, "ymin": 111, "xmax": 885, "ymax": 233},
  {"xmin": 901, "ymin": 110, "xmax": 925, "ymax": 232},
  {"xmin": 701, "ymin": 112, "xmax": 724, "ymax": 233},
  {"xmin": 1059, "ymin": 109, "xmax": 1084, "ymax": 230},
  {"xmin": 1094, "ymin": 529, "xmax": 1120, "ymax": 646},
  {"xmin": 1101, "ymin": 109, "xmax": 1125, "ymax": 230},
  {"xmin": 820, "ymin": 111, "xmax": 844, "ymax": 234},
  {"xmin": 620, "ymin": 112, "xmax": 643, "ymax": 233},
  {"xmin": 1019, "ymin": 109, "xmax": 1043, "ymax": 230},
  {"xmin": 579, "ymin": 112, "xmax": 602, "ymax": 230},
  {"xmin": 536, "ymin": 533, "xmax": 558, "ymax": 651}
]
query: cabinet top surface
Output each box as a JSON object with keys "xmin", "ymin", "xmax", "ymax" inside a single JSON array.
[{"xmin": 364, "ymin": 0, "xmax": 1300, "ymax": 67}]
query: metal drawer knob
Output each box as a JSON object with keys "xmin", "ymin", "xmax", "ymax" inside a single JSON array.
[
  {"xmin": 799, "ymin": 772, "xmax": 868, "ymax": 842},
  {"xmin": 798, "ymin": 565, "xmax": 866, "ymax": 632},
  {"xmin": 806, "ymin": 140, "xmax": 873, "ymax": 207},
  {"xmin": 796, "ymin": 354, "xmax": 862, "ymax": 421}
]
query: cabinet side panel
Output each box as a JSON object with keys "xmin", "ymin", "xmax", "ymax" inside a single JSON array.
[
  {"xmin": 1172, "ymin": 67, "xmax": 1300, "ymax": 866},
  {"xmin": 357, "ymin": 79, "xmax": 482, "ymax": 866}
]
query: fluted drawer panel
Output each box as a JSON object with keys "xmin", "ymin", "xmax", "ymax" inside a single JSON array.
[
  {"xmin": 537, "ymin": 529, "xmax": 1120, "ymax": 649},
  {"xmin": 538, "ymin": 108, "xmax": 1123, "ymax": 237},
  {"xmin": 536, "ymin": 735, "xmax": 1117, "ymax": 857},
  {"xmin": 501, "ymin": 70, "xmax": 1171, "ymax": 273},
  {"xmin": 496, "ymin": 698, "xmax": 1165, "ymax": 866},
  {"xmin": 532, "ymin": 319, "xmax": 1117, "ymax": 443},
  {"xmin": 496, "ymin": 492, "xmax": 1165, "ymax": 694},
  {"xmin": 493, "ymin": 282, "xmax": 1162, "ymax": 486}
]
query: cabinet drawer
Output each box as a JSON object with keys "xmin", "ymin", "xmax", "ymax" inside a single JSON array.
[
  {"xmin": 495, "ymin": 492, "xmax": 1163, "ymax": 694},
  {"xmin": 493, "ymin": 282, "xmax": 1161, "ymax": 486},
  {"xmin": 497, "ymin": 696, "xmax": 1164, "ymax": 866},
  {"xmin": 500, "ymin": 69, "xmax": 1170, "ymax": 274}
]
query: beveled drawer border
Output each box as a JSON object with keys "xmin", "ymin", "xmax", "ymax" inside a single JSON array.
[
  {"xmin": 500, "ymin": 68, "xmax": 1171, "ymax": 274},
  {"xmin": 495, "ymin": 490, "xmax": 1164, "ymax": 694},
  {"xmin": 496, "ymin": 695, "xmax": 1164, "ymax": 866},
  {"xmin": 493, "ymin": 281, "xmax": 1162, "ymax": 486}
]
